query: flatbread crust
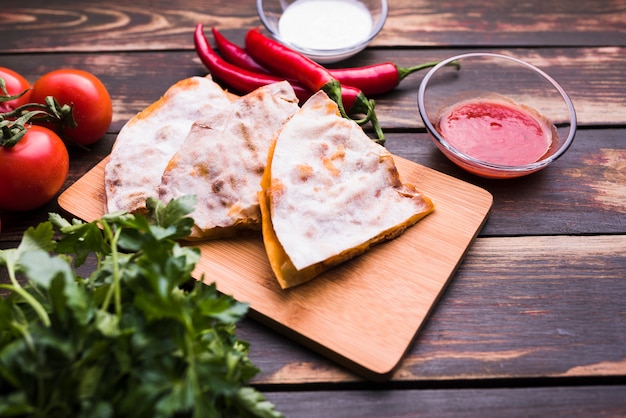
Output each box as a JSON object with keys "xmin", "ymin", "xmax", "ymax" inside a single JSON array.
[
  {"xmin": 259, "ymin": 91, "xmax": 435, "ymax": 289},
  {"xmin": 159, "ymin": 81, "xmax": 299, "ymax": 240},
  {"xmin": 104, "ymin": 75, "xmax": 232, "ymax": 214}
]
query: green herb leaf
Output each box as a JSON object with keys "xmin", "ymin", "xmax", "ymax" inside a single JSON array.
[{"xmin": 0, "ymin": 196, "xmax": 284, "ymax": 417}]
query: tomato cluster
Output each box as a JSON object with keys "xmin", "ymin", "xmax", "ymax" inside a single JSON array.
[{"xmin": 0, "ymin": 67, "xmax": 112, "ymax": 211}]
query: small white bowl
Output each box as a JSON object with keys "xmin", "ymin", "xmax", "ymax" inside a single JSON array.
[
  {"xmin": 256, "ymin": 0, "xmax": 388, "ymax": 64},
  {"xmin": 418, "ymin": 53, "xmax": 577, "ymax": 179}
]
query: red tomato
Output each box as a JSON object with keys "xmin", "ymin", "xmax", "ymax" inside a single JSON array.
[
  {"xmin": 0, "ymin": 67, "xmax": 31, "ymax": 113},
  {"xmin": 30, "ymin": 69, "xmax": 112, "ymax": 146},
  {"xmin": 0, "ymin": 125, "xmax": 69, "ymax": 211}
]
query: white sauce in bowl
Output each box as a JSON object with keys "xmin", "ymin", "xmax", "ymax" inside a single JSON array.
[{"xmin": 278, "ymin": 0, "xmax": 373, "ymax": 51}]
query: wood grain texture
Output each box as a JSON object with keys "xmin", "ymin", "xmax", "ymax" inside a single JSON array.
[
  {"xmin": 57, "ymin": 155, "xmax": 492, "ymax": 380},
  {"xmin": 239, "ymin": 234, "xmax": 626, "ymax": 384},
  {"xmin": 262, "ymin": 385, "xmax": 626, "ymax": 418},
  {"xmin": 6, "ymin": 192, "xmax": 625, "ymax": 384},
  {"xmin": 1, "ymin": 0, "xmax": 625, "ymax": 52},
  {"xmin": 0, "ymin": 135, "xmax": 115, "ymax": 244},
  {"xmin": 1, "ymin": 47, "xmax": 624, "ymax": 132},
  {"xmin": 386, "ymin": 129, "xmax": 626, "ymax": 236},
  {"xmin": 1, "ymin": 0, "xmax": 625, "ymax": 410}
]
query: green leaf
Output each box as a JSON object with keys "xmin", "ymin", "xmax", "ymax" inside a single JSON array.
[
  {"xmin": 0, "ymin": 390, "xmax": 35, "ymax": 416},
  {"xmin": 20, "ymin": 249, "xmax": 73, "ymax": 290},
  {"xmin": 147, "ymin": 195, "xmax": 197, "ymax": 240},
  {"xmin": 0, "ymin": 221, "xmax": 55, "ymax": 272},
  {"xmin": 77, "ymin": 401, "xmax": 113, "ymax": 418},
  {"xmin": 19, "ymin": 249, "xmax": 91, "ymax": 326},
  {"xmin": 94, "ymin": 310, "xmax": 121, "ymax": 338},
  {"xmin": 17, "ymin": 221, "xmax": 56, "ymax": 254},
  {"xmin": 0, "ymin": 197, "xmax": 283, "ymax": 417},
  {"xmin": 52, "ymin": 216, "xmax": 110, "ymax": 267},
  {"xmin": 197, "ymin": 293, "xmax": 249, "ymax": 324},
  {"xmin": 236, "ymin": 387, "xmax": 286, "ymax": 418},
  {"xmin": 0, "ymin": 297, "xmax": 11, "ymax": 331},
  {"xmin": 77, "ymin": 364, "xmax": 106, "ymax": 401},
  {"xmin": 148, "ymin": 195, "xmax": 196, "ymax": 227}
]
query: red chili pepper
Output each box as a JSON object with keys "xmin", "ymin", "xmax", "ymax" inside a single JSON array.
[
  {"xmin": 194, "ymin": 24, "xmax": 310, "ymax": 103},
  {"xmin": 244, "ymin": 28, "xmax": 335, "ymax": 93},
  {"xmin": 329, "ymin": 61, "xmax": 446, "ymax": 96},
  {"xmin": 212, "ymin": 27, "xmax": 446, "ymax": 97},
  {"xmin": 195, "ymin": 24, "xmax": 374, "ymax": 129},
  {"xmin": 244, "ymin": 27, "xmax": 384, "ymax": 143},
  {"xmin": 212, "ymin": 27, "xmax": 271, "ymax": 75},
  {"xmin": 209, "ymin": 27, "xmax": 360, "ymax": 111}
]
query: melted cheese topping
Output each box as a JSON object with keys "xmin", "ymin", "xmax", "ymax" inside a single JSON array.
[
  {"xmin": 104, "ymin": 76, "xmax": 232, "ymax": 214},
  {"xmin": 159, "ymin": 81, "xmax": 299, "ymax": 240},
  {"xmin": 261, "ymin": 91, "xmax": 434, "ymax": 288}
]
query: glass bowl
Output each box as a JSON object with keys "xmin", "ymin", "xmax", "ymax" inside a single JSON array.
[
  {"xmin": 256, "ymin": 0, "xmax": 388, "ymax": 64},
  {"xmin": 417, "ymin": 52, "xmax": 577, "ymax": 179}
]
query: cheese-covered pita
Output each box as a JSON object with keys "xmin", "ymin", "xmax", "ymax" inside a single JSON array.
[
  {"xmin": 159, "ymin": 81, "xmax": 299, "ymax": 240},
  {"xmin": 259, "ymin": 91, "xmax": 435, "ymax": 289},
  {"xmin": 104, "ymin": 75, "xmax": 232, "ymax": 214}
]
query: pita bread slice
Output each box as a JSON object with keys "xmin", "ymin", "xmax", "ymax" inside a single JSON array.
[
  {"xmin": 159, "ymin": 81, "xmax": 299, "ymax": 240},
  {"xmin": 259, "ymin": 91, "xmax": 435, "ymax": 289},
  {"xmin": 104, "ymin": 75, "xmax": 232, "ymax": 214}
]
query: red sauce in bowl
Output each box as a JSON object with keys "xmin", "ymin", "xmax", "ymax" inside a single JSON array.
[{"xmin": 437, "ymin": 99, "xmax": 555, "ymax": 166}]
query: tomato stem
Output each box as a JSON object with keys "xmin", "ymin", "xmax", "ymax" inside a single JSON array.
[
  {"xmin": 0, "ymin": 79, "xmax": 30, "ymax": 104},
  {"xmin": 0, "ymin": 85, "xmax": 76, "ymax": 148}
]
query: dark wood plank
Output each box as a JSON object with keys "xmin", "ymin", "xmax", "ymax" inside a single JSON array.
[
  {"xmin": 0, "ymin": 135, "xmax": 114, "ymax": 243},
  {"xmin": 1, "ymin": 0, "xmax": 624, "ymax": 413},
  {"xmin": 386, "ymin": 129, "xmax": 626, "ymax": 236},
  {"xmin": 4, "ymin": 233, "xmax": 624, "ymax": 382},
  {"xmin": 379, "ymin": 0, "xmax": 626, "ymax": 48},
  {"xmin": 399, "ymin": 235, "xmax": 626, "ymax": 382},
  {"xmin": 2, "ymin": 0, "xmax": 625, "ymax": 52},
  {"xmin": 369, "ymin": 47, "xmax": 626, "ymax": 129},
  {"xmin": 1, "ymin": 47, "xmax": 624, "ymax": 131},
  {"xmin": 3, "ymin": 235, "xmax": 624, "ymax": 383},
  {"xmin": 261, "ymin": 386, "xmax": 626, "ymax": 418},
  {"xmin": 237, "ymin": 235, "xmax": 626, "ymax": 384}
]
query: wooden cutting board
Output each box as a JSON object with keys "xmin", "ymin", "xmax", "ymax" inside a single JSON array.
[{"xmin": 58, "ymin": 155, "xmax": 492, "ymax": 381}]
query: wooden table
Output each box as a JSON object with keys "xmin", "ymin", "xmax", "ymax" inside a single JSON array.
[{"xmin": 2, "ymin": 0, "xmax": 625, "ymax": 416}]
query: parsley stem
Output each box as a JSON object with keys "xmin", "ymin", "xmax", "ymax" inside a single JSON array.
[
  {"xmin": 0, "ymin": 313, "xmax": 36, "ymax": 355},
  {"xmin": 100, "ymin": 220, "xmax": 123, "ymax": 317},
  {"xmin": 184, "ymin": 332, "xmax": 205, "ymax": 417},
  {"xmin": 0, "ymin": 259, "xmax": 51, "ymax": 327}
]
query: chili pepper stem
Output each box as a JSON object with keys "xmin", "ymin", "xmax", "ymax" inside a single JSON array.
[
  {"xmin": 323, "ymin": 80, "xmax": 385, "ymax": 144},
  {"xmin": 320, "ymin": 79, "xmax": 350, "ymax": 119},
  {"xmin": 324, "ymin": 81, "xmax": 385, "ymax": 144},
  {"xmin": 349, "ymin": 93, "xmax": 374, "ymax": 124},
  {"xmin": 398, "ymin": 60, "xmax": 461, "ymax": 82},
  {"xmin": 367, "ymin": 101, "xmax": 385, "ymax": 145},
  {"xmin": 345, "ymin": 92, "xmax": 385, "ymax": 145},
  {"xmin": 351, "ymin": 103, "xmax": 373, "ymax": 125}
]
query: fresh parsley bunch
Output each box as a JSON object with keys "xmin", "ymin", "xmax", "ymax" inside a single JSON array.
[{"xmin": 0, "ymin": 196, "xmax": 283, "ymax": 418}]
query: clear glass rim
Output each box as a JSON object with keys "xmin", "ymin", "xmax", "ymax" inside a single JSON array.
[
  {"xmin": 256, "ymin": 0, "xmax": 389, "ymax": 57},
  {"xmin": 417, "ymin": 52, "xmax": 578, "ymax": 173}
]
